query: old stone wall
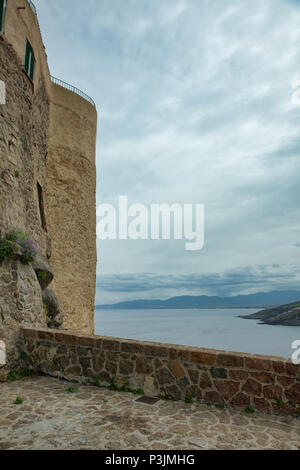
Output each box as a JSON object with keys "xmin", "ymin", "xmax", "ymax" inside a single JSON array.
[
  {"xmin": 22, "ymin": 328, "xmax": 300, "ymax": 417},
  {"xmin": 46, "ymin": 84, "xmax": 97, "ymax": 334},
  {"xmin": 0, "ymin": 35, "xmax": 50, "ymax": 257},
  {"xmin": 0, "ymin": 262, "xmax": 45, "ymax": 372}
]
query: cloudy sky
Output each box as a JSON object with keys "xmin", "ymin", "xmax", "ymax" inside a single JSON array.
[{"xmin": 34, "ymin": 0, "xmax": 300, "ymax": 303}]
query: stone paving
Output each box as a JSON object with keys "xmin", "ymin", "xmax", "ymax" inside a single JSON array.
[{"xmin": 0, "ymin": 376, "xmax": 299, "ymax": 450}]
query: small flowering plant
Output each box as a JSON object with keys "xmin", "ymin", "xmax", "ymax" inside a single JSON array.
[
  {"xmin": 6, "ymin": 229, "xmax": 38, "ymax": 264},
  {"xmin": 19, "ymin": 237, "xmax": 37, "ymax": 264}
]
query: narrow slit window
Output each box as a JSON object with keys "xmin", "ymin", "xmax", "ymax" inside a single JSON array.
[
  {"xmin": 24, "ymin": 40, "xmax": 36, "ymax": 81},
  {"xmin": 0, "ymin": 0, "xmax": 6, "ymax": 35},
  {"xmin": 37, "ymin": 182, "xmax": 47, "ymax": 232}
]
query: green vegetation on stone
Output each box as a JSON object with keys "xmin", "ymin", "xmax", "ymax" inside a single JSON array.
[
  {"xmin": 7, "ymin": 369, "xmax": 37, "ymax": 383},
  {"xmin": 216, "ymin": 403, "xmax": 225, "ymax": 409},
  {"xmin": 0, "ymin": 238, "xmax": 14, "ymax": 264},
  {"xmin": 64, "ymin": 387, "xmax": 78, "ymax": 394},
  {"xmin": 184, "ymin": 394, "xmax": 194, "ymax": 404},
  {"xmin": 14, "ymin": 397, "xmax": 24, "ymax": 405},
  {"xmin": 245, "ymin": 406, "xmax": 255, "ymax": 413}
]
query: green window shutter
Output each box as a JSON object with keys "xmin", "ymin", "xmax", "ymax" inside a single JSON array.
[
  {"xmin": 0, "ymin": 0, "xmax": 6, "ymax": 34},
  {"xmin": 30, "ymin": 54, "xmax": 36, "ymax": 81},
  {"xmin": 24, "ymin": 42, "xmax": 30, "ymax": 72},
  {"xmin": 24, "ymin": 40, "xmax": 36, "ymax": 81}
]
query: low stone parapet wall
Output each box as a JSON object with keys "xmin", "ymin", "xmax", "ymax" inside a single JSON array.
[{"xmin": 21, "ymin": 328, "xmax": 300, "ymax": 416}]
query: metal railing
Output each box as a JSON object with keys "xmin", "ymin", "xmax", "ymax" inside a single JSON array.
[
  {"xmin": 27, "ymin": 0, "xmax": 37, "ymax": 15},
  {"xmin": 51, "ymin": 76, "xmax": 96, "ymax": 108}
]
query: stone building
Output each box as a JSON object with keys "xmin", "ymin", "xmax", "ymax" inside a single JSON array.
[{"xmin": 0, "ymin": 0, "xmax": 97, "ymax": 368}]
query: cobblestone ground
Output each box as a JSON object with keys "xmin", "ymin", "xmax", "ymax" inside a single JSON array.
[{"xmin": 0, "ymin": 376, "xmax": 299, "ymax": 450}]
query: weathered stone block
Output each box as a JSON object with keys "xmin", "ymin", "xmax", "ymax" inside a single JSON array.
[
  {"xmin": 79, "ymin": 357, "xmax": 91, "ymax": 370},
  {"xmin": 37, "ymin": 330, "xmax": 55, "ymax": 341},
  {"xmin": 285, "ymin": 363, "xmax": 299, "ymax": 377},
  {"xmin": 156, "ymin": 367, "xmax": 174, "ymax": 385},
  {"xmin": 242, "ymin": 378, "xmax": 262, "ymax": 396},
  {"xmin": 22, "ymin": 329, "xmax": 37, "ymax": 339},
  {"xmin": 102, "ymin": 339, "xmax": 121, "ymax": 352},
  {"xmin": 77, "ymin": 336, "xmax": 97, "ymax": 348},
  {"xmin": 165, "ymin": 385, "xmax": 182, "ymax": 400},
  {"xmin": 187, "ymin": 369, "xmax": 199, "ymax": 384},
  {"xmin": 119, "ymin": 359, "xmax": 134, "ymax": 375},
  {"xmin": 57, "ymin": 344, "xmax": 67, "ymax": 354},
  {"xmin": 186, "ymin": 385, "xmax": 202, "ymax": 400},
  {"xmin": 285, "ymin": 383, "xmax": 300, "ymax": 403},
  {"xmin": 199, "ymin": 372, "xmax": 213, "ymax": 389},
  {"xmin": 55, "ymin": 332, "xmax": 78, "ymax": 345},
  {"xmin": 254, "ymin": 397, "xmax": 271, "ymax": 411},
  {"xmin": 42, "ymin": 288, "xmax": 63, "ymax": 328},
  {"xmin": 121, "ymin": 342, "xmax": 144, "ymax": 354},
  {"xmin": 32, "ymin": 255, "xmax": 54, "ymax": 291},
  {"xmin": 154, "ymin": 358, "xmax": 162, "ymax": 369},
  {"xmin": 167, "ymin": 362, "xmax": 185, "ymax": 379},
  {"xmin": 92, "ymin": 355, "xmax": 105, "ymax": 373},
  {"xmin": 250, "ymin": 372, "xmax": 275, "ymax": 384},
  {"xmin": 230, "ymin": 393, "xmax": 251, "ymax": 406},
  {"xmin": 105, "ymin": 361, "xmax": 118, "ymax": 375},
  {"xmin": 272, "ymin": 360, "xmax": 286, "ymax": 374},
  {"xmin": 105, "ymin": 352, "xmax": 119, "ymax": 362},
  {"xmin": 216, "ymin": 354, "xmax": 244, "ymax": 368},
  {"xmin": 191, "ymin": 351, "xmax": 216, "ymax": 365},
  {"xmin": 210, "ymin": 367, "xmax": 228, "ymax": 379},
  {"xmin": 178, "ymin": 350, "xmax": 191, "ymax": 362},
  {"xmin": 245, "ymin": 357, "xmax": 272, "ymax": 371},
  {"xmin": 229, "ymin": 369, "xmax": 248, "ymax": 381},
  {"xmin": 276, "ymin": 375, "xmax": 296, "ymax": 388},
  {"xmin": 263, "ymin": 384, "xmax": 283, "ymax": 400},
  {"xmin": 177, "ymin": 376, "xmax": 190, "ymax": 391},
  {"xmin": 77, "ymin": 347, "xmax": 92, "ymax": 357},
  {"xmin": 144, "ymin": 345, "xmax": 168, "ymax": 357},
  {"xmin": 214, "ymin": 380, "xmax": 240, "ymax": 400},
  {"xmin": 58, "ymin": 356, "xmax": 70, "ymax": 369},
  {"xmin": 272, "ymin": 403, "xmax": 298, "ymax": 416},
  {"xmin": 136, "ymin": 357, "xmax": 153, "ymax": 374},
  {"xmin": 99, "ymin": 370, "xmax": 110, "ymax": 383},
  {"xmin": 168, "ymin": 348, "xmax": 178, "ymax": 360}
]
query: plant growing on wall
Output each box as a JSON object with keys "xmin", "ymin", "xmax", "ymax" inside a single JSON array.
[
  {"xmin": 1, "ymin": 229, "xmax": 38, "ymax": 265},
  {"xmin": 19, "ymin": 237, "xmax": 37, "ymax": 264},
  {"xmin": 0, "ymin": 238, "xmax": 14, "ymax": 264},
  {"xmin": 6, "ymin": 229, "xmax": 27, "ymax": 243}
]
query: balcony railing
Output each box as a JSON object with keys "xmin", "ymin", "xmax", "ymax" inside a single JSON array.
[
  {"xmin": 27, "ymin": 0, "xmax": 37, "ymax": 15},
  {"xmin": 51, "ymin": 76, "xmax": 96, "ymax": 108}
]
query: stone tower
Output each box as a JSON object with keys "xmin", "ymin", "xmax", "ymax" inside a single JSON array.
[{"xmin": 0, "ymin": 0, "xmax": 97, "ymax": 368}]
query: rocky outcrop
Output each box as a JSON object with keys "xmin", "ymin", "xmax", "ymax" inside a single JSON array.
[
  {"xmin": 239, "ymin": 301, "xmax": 300, "ymax": 326},
  {"xmin": 42, "ymin": 288, "xmax": 63, "ymax": 329},
  {"xmin": 32, "ymin": 254, "xmax": 54, "ymax": 291}
]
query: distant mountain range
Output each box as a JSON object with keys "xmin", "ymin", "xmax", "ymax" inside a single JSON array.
[{"xmin": 95, "ymin": 290, "xmax": 300, "ymax": 310}]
